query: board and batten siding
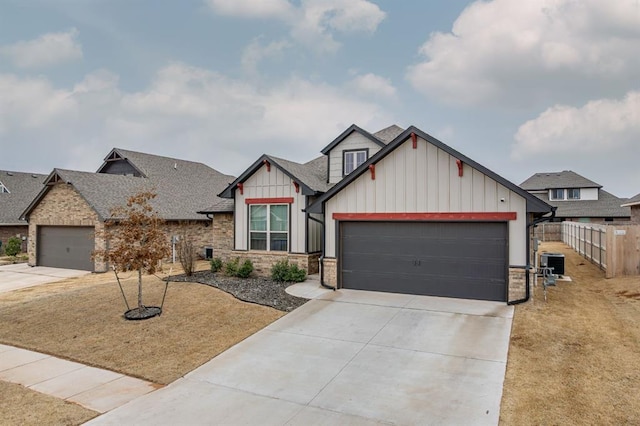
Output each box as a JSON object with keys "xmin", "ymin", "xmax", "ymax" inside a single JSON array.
[
  {"xmin": 328, "ymin": 133, "xmax": 384, "ymax": 184},
  {"xmin": 324, "ymin": 136, "xmax": 528, "ymax": 265},
  {"xmin": 234, "ymin": 165, "xmax": 308, "ymax": 253}
]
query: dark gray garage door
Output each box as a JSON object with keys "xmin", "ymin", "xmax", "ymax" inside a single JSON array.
[
  {"xmin": 37, "ymin": 226, "xmax": 95, "ymax": 271},
  {"xmin": 340, "ymin": 222, "xmax": 507, "ymax": 301}
]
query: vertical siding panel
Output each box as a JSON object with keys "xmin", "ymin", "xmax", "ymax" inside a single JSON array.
[
  {"xmin": 472, "ymin": 169, "xmax": 485, "ymax": 211},
  {"xmin": 385, "ymin": 152, "xmax": 396, "ymax": 212},
  {"xmin": 460, "ymin": 164, "xmax": 473, "ymax": 211},
  {"xmin": 365, "ymin": 175, "xmax": 376, "ymax": 211},
  {"xmin": 497, "ymin": 184, "xmax": 511, "ymax": 212},
  {"xmin": 449, "ymin": 157, "xmax": 461, "ymax": 212},
  {"xmin": 395, "ymin": 145, "xmax": 406, "ymax": 211},
  {"xmin": 375, "ymin": 161, "xmax": 386, "ymax": 212},
  {"xmin": 416, "ymin": 139, "xmax": 428, "ymax": 211},
  {"xmin": 437, "ymin": 149, "xmax": 450, "ymax": 212},
  {"xmin": 403, "ymin": 142, "xmax": 417, "ymax": 212},
  {"xmin": 427, "ymin": 144, "xmax": 439, "ymax": 211},
  {"xmin": 484, "ymin": 178, "xmax": 498, "ymax": 211},
  {"xmin": 355, "ymin": 177, "xmax": 366, "ymax": 212}
]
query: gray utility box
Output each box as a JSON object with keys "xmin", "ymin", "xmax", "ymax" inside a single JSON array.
[{"xmin": 541, "ymin": 253, "xmax": 565, "ymax": 275}]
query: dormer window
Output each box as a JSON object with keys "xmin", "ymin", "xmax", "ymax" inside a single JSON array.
[
  {"xmin": 0, "ymin": 181, "xmax": 9, "ymax": 193},
  {"xmin": 550, "ymin": 189, "xmax": 564, "ymax": 200},
  {"xmin": 344, "ymin": 150, "xmax": 368, "ymax": 176},
  {"xmin": 567, "ymin": 188, "xmax": 580, "ymax": 200}
]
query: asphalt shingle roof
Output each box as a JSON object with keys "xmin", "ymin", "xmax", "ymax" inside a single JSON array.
[
  {"xmin": 520, "ymin": 170, "xmax": 602, "ymax": 190},
  {"xmin": 532, "ymin": 190, "xmax": 630, "ymax": 218},
  {"xmin": 268, "ymin": 155, "xmax": 331, "ymax": 193},
  {"xmin": 0, "ymin": 170, "xmax": 47, "ymax": 225},
  {"xmin": 373, "ymin": 125, "xmax": 404, "ymax": 143},
  {"xmin": 621, "ymin": 193, "xmax": 640, "ymax": 207}
]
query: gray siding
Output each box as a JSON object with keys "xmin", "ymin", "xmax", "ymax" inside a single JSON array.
[{"xmin": 328, "ymin": 133, "xmax": 384, "ymax": 184}]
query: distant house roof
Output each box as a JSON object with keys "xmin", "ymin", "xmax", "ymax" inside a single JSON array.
[
  {"xmin": 23, "ymin": 149, "xmax": 235, "ymax": 221},
  {"xmin": 520, "ymin": 170, "xmax": 602, "ymax": 190},
  {"xmin": 0, "ymin": 170, "xmax": 47, "ymax": 226},
  {"xmin": 216, "ymin": 154, "xmax": 329, "ymax": 203},
  {"xmin": 531, "ymin": 190, "xmax": 630, "ymax": 219},
  {"xmin": 308, "ymin": 126, "xmax": 553, "ymax": 215},
  {"xmin": 621, "ymin": 193, "xmax": 640, "ymax": 208}
]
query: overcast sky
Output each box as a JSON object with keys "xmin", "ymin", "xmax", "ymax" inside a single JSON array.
[{"xmin": 0, "ymin": 0, "xmax": 638, "ymax": 197}]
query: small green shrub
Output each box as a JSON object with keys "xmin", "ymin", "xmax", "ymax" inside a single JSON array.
[
  {"xmin": 224, "ymin": 258, "xmax": 239, "ymax": 276},
  {"xmin": 236, "ymin": 259, "xmax": 254, "ymax": 278},
  {"xmin": 5, "ymin": 237, "xmax": 22, "ymax": 257},
  {"xmin": 271, "ymin": 260, "xmax": 307, "ymax": 283},
  {"xmin": 210, "ymin": 257, "xmax": 223, "ymax": 273}
]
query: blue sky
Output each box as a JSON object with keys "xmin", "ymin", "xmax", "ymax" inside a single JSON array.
[{"xmin": 1, "ymin": 0, "xmax": 638, "ymax": 197}]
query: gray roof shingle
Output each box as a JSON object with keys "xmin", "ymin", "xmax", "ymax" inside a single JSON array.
[
  {"xmin": 520, "ymin": 170, "xmax": 602, "ymax": 190},
  {"xmin": 0, "ymin": 170, "xmax": 47, "ymax": 225},
  {"xmin": 373, "ymin": 125, "xmax": 404, "ymax": 143},
  {"xmin": 532, "ymin": 190, "xmax": 630, "ymax": 218},
  {"xmin": 621, "ymin": 193, "xmax": 640, "ymax": 207},
  {"xmin": 268, "ymin": 155, "xmax": 331, "ymax": 193}
]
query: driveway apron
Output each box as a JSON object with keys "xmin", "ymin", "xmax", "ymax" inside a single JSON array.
[{"xmin": 87, "ymin": 289, "xmax": 514, "ymax": 425}]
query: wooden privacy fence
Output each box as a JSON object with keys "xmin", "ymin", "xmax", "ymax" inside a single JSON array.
[
  {"xmin": 562, "ymin": 221, "xmax": 640, "ymax": 278},
  {"xmin": 533, "ymin": 223, "xmax": 562, "ymax": 242}
]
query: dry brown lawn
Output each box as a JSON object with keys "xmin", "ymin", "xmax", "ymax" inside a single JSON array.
[
  {"xmin": 0, "ymin": 261, "xmax": 284, "ymax": 385},
  {"xmin": 0, "ymin": 380, "xmax": 97, "ymax": 425},
  {"xmin": 500, "ymin": 242, "xmax": 640, "ymax": 425}
]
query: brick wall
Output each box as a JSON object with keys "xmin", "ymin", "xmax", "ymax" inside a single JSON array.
[
  {"xmin": 212, "ymin": 212, "xmax": 234, "ymax": 260},
  {"xmin": 228, "ymin": 250, "xmax": 320, "ymax": 277},
  {"xmin": 0, "ymin": 226, "xmax": 28, "ymax": 254},
  {"xmin": 323, "ymin": 258, "xmax": 337, "ymax": 287},
  {"xmin": 161, "ymin": 221, "xmax": 213, "ymax": 260},
  {"xmin": 508, "ymin": 267, "xmax": 527, "ymax": 302}
]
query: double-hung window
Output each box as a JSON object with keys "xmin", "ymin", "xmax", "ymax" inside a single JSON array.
[
  {"xmin": 343, "ymin": 150, "xmax": 367, "ymax": 176},
  {"xmin": 550, "ymin": 189, "xmax": 564, "ymax": 200},
  {"xmin": 567, "ymin": 188, "xmax": 580, "ymax": 200},
  {"xmin": 249, "ymin": 204, "xmax": 288, "ymax": 251}
]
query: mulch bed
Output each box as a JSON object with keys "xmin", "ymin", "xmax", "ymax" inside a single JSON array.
[{"xmin": 170, "ymin": 271, "xmax": 308, "ymax": 312}]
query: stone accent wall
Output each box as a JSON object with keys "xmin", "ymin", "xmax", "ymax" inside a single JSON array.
[
  {"xmin": 27, "ymin": 183, "xmax": 105, "ymax": 270},
  {"xmin": 508, "ymin": 267, "xmax": 527, "ymax": 302},
  {"xmin": 161, "ymin": 221, "xmax": 213, "ymax": 260},
  {"xmin": 229, "ymin": 250, "xmax": 320, "ymax": 276},
  {"xmin": 0, "ymin": 226, "xmax": 28, "ymax": 254},
  {"xmin": 212, "ymin": 213, "xmax": 234, "ymax": 260},
  {"xmin": 323, "ymin": 257, "xmax": 337, "ymax": 287}
]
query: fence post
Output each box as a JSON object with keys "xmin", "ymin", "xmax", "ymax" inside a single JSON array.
[{"xmin": 605, "ymin": 227, "xmax": 614, "ymax": 278}]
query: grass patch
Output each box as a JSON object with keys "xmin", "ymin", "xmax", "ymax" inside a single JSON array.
[{"xmin": 500, "ymin": 242, "xmax": 640, "ymax": 425}]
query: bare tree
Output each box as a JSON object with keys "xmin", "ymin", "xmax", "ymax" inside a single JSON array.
[
  {"xmin": 95, "ymin": 190, "xmax": 170, "ymax": 319},
  {"xmin": 177, "ymin": 231, "xmax": 197, "ymax": 276}
]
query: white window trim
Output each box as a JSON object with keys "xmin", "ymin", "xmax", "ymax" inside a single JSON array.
[
  {"xmin": 343, "ymin": 150, "xmax": 368, "ymax": 176},
  {"xmin": 567, "ymin": 188, "xmax": 581, "ymax": 200},
  {"xmin": 249, "ymin": 204, "xmax": 289, "ymax": 252},
  {"xmin": 550, "ymin": 188, "xmax": 565, "ymax": 201}
]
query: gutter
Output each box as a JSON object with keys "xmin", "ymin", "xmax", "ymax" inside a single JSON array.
[
  {"xmin": 306, "ymin": 212, "xmax": 335, "ymax": 290},
  {"xmin": 508, "ymin": 206, "xmax": 557, "ymax": 305}
]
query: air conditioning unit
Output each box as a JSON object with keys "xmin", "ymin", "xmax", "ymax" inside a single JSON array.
[{"xmin": 541, "ymin": 252, "xmax": 565, "ymax": 275}]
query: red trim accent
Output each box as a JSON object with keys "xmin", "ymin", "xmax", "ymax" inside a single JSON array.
[
  {"xmin": 293, "ymin": 181, "xmax": 300, "ymax": 193},
  {"xmin": 368, "ymin": 164, "xmax": 375, "ymax": 180},
  {"xmin": 456, "ymin": 159, "xmax": 463, "ymax": 177},
  {"xmin": 332, "ymin": 212, "xmax": 517, "ymax": 221},
  {"xmin": 245, "ymin": 197, "xmax": 294, "ymax": 205},
  {"xmin": 263, "ymin": 160, "xmax": 271, "ymax": 172},
  {"xmin": 411, "ymin": 132, "xmax": 417, "ymax": 149},
  {"xmin": 237, "ymin": 183, "xmax": 243, "ymax": 195}
]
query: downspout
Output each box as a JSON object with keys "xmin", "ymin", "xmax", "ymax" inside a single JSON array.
[
  {"xmin": 508, "ymin": 206, "xmax": 557, "ymax": 305},
  {"xmin": 306, "ymin": 211, "xmax": 335, "ymax": 290}
]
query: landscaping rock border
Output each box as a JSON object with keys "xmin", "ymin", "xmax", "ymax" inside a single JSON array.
[{"xmin": 170, "ymin": 271, "xmax": 307, "ymax": 312}]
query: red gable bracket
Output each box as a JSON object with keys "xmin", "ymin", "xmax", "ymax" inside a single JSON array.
[
  {"xmin": 368, "ymin": 164, "xmax": 376, "ymax": 180},
  {"xmin": 263, "ymin": 160, "xmax": 271, "ymax": 172},
  {"xmin": 456, "ymin": 159, "xmax": 463, "ymax": 177},
  {"xmin": 246, "ymin": 197, "xmax": 294, "ymax": 205}
]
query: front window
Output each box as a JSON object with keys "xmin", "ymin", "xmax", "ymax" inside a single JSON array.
[
  {"xmin": 550, "ymin": 189, "xmax": 564, "ymax": 200},
  {"xmin": 249, "ymin": 204, "xmax": 288, "ymax": 251},
  {"xmin": 567, "ymin": 188, "xmax": 580, "ymax": 200},
  {"xmin": 344, "ymin": 150, "xmax": 367, "ymax": 175}
]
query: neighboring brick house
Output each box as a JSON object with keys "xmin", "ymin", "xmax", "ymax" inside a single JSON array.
[
  {"xmin": 520, "ymin": 170, "xmax": 630, "ymax": 223},
  {"xmin": 0, "ymin": 170, "xmax": 47, "ymax": 254},
  {"xmin": 21, "ymin": 149, "xmax": 234, "ymax": 271},
  {"xmin": 621, "ymin": 194, "xmax": 640, "ymax": 223},
  {"xmin": 221, "ymin": 124, "xmax": 552, "ymax": 304}
]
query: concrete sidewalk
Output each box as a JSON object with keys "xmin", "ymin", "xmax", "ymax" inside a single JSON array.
[
  {"xmin": 0, "ymin": 263, "xmax": 90, "ymax": 294},
  {"xmin": 0, "ymin": 344, "xmax": 160, "ymax": 413}
]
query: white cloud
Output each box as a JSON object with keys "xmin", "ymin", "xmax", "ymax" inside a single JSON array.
[
  {"xmin": 241, "ymin": 38, "xmax": 291, "ymax": 75},
  {"xmin": 512, "ymin": 91, "xmax": 640, "ymax": 159},
  {"xmin": 206, "ymin": 0, "xmax": 386, "ymax": 53},
  {"xmin": 406, "ymin": 0, "xmax": 640, "ymax": 106},
  {"xmin": 349, "ymin": 73, "xmax": 396, "ymax": 99},
  {"xmin": 0, "ymin": 64, "xmax": 393, "ymax": 175},
  {"xmin": 0, "ymin": 28, "xmax": 82, "ymax": 68}
]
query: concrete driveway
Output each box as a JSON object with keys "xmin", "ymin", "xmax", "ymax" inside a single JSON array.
[
  {"xmin": 88, "ymin": 289, "xmax": 514, "ymax": 425},
  {"xmin": 0, "ymin": 263, "xmax": 90, "ymax": 293}
]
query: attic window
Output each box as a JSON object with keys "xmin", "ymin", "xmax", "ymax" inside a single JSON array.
[
  {"xmin": 0, "ymin": 181, "xmax": 8, "ymax": 194},
  {"xmin": 344, "ymin": 150, "xmax": 367, "ymax": 176},
  {"xmin": 567, "ymin": 188, "xmax": 580, "ymax": 200}
]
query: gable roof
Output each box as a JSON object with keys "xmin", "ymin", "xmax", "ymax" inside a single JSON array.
[
  {"xmin": 320, "ymin": 124, "xmax": 387, "ymax": 155},
  {"xmin": 520, "ymin": 171, "xmax": 602, "ymax": 190},
  {"xmin": 23, "ymin": 149, "xmax": 235, "ymax": 221},
  {"xmin": 532, "ymin": 189, "xmax": 630, "ymax": 218},
  {"xmin": 0, "ymin": 170, "xmax": 47, "ymax": 226},
  {"xmin": 372, "ymin": 124, "xmax": 404, "ymax": 143},
  {"xmin": 216, "ymin": 154, "xmax": 329, "ymax": 202},
  {"xmin": 307, "ymin": 126, "xmax": 553, "ymax": 215},
  {"xmin": 621, "ymin": 193, "xmax": 640, "ymax": 208}
]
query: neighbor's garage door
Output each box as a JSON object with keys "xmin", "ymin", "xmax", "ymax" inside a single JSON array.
[
  {"xmin": 37, "ymin": 226, "xmax": 95, "ymax": 271},
  {"xmin": 340, "ymin": 222, "xmax": 507, "ymax": 301}
]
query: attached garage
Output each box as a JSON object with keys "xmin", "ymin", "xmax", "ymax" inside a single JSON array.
[
  {"xmin": 37, "ymin": 226, "xmax": 95, "ymax": 271},
  {"xmin": 340, "ymin": 221, "xmax": 507, "ymax": 301}
]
